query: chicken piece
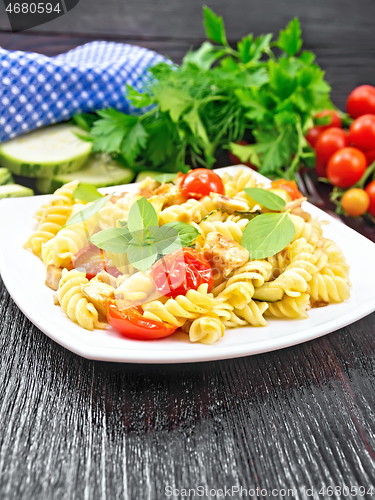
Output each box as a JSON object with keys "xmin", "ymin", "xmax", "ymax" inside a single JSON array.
[
  {"xmin": 53, "ymin": 291, "xmax": 60, "ymax": 305},
  {"xmin": 210, "ymin": 193, "xmax": 249, "ymax": 213},
  {"xmin": 81, "ymin": 279, "xmax": 115, "ymax": 316},
  {"xmin": 115, "ymin": 272, "xmax": 156, "ymax": 303},
  {"xmin": 202, "ymin": 232, "xmax": 249, "ymax": 277},
  {"xmin": 95, "ymin": 270, "xmax": 118, "ymax": 288},
  {"xmin": 154, "ymin": 183, "xmax": 187, "ymax": 208},
  {"xmin": 138, "ymin": 177, "xmax": 161, "ymax": 199},
  {"xmin": 45, "ymin": 265, "xmax": 63, "ymax": 291}
]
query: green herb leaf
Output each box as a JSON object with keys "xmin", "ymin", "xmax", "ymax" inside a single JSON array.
[
  {"xmin": 183, "ymin": 105, "xmax": 210, "ymax": 145},
  {"xmin": 120, "ymin": 120, "xmax": 148, "ymax": 165},
  {"xmin": 62, "ymin": 194, "xmax": 112, "ymax": 229},
  {"xmin": 237, "ymin": 34, "xmax": 254, "ymax": 64},
  {"xmin": 203, "ymin": 6, "xmax": 228, "ymax": 46},
  {"xmin": 241, "ymin": 212, "xmax": 295, "ymax": 259},
  {"xmin": 89, "ymin": 228, "xmax": 132, "ymax": 253},
  {"xmin": 233, "ymin": 209, "xmax": 263, "ymax": 221},
  {"xmin": 183, "ymin": 41, "xmax": 223, "ymax": 71},
  {"xmin": 127, "ymin": 243, "xmax": 157, "ymax": 272},
  {"xmin": 127, "ymin": 197, "xmax": 158, "ymax": 234},
  {"xmin": 153, "ymin": 87, "xmax": 192, "ymax": 122},
  {"xmin": 73, "ymin": 183, "xmax": 104, "ymax": 203},
  {"xmin": 277, "ymin": 18, "xmax": 302, "ymax": 56},
  {"xmin": 160, "ymin": 221, "xmax": 199, "ymax": 248},
  {"xmin": 126, "ymin": 85, "xmax": 153, "ymax": 108},
  {"xmin": 244, "ymin": 187, "xmax": 286, "ymax": 210},
  {"xmin": 229, "ymin": 142, "xmax": 260, "ymax": 167},
  {"xmin": 152, "ymin": 173, "xmax": 178, "ymax": 184}
]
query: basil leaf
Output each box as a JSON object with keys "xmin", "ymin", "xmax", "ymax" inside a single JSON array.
[
  {"xmin": 162, "ymin": 221, "xmax": 200, "ymax": 247},
  {"xmin": 89, "ymin": 228, "xmax": 132, "ymax": 253},
  {"xmin": 62, "ymin": 194, "xmax": 112, "ymax": 229},
  {"xmin": 241, "ymin": 212, "xmax": 295, "ymax": 259},
  {"xmin": 127, "ymin": 197, "xmax": 158, "ymax": 235},
  {"xmin": 244, "ymin": 187, "xmax": 286, "ymax": 211},
  {"xmin": 73, "ymin": 183, "xmax": 104, "ymax": 203},
  {"xmin": 153, "ymin": 173, "xmax": 178, "ymax": 184},
  {"xmin": 127, "ymin": 243, "xmax": 158, "ymax": 272}
]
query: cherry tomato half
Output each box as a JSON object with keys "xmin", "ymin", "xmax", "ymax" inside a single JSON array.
[
  {"xmin": 349, "ymin": 114, "xmax": 375, "ymax": 152},
  {"xmin": 73, "ymin": 245, "xmax": 121, "ymax": 280},
  {"xmin": 365, "ymin": 180, "xmax": 375, "ymax": 217},
  {"xmin": 180, "ymin": 169, "xmax": 224, "ymax": 199},
  {"xmin": 327, "ymin": 147, "xmax": 367, "ymax": 188},
  {"xmin": 347, "ymin": 85, "xmax": 375, "ymax": 119},
  {"xmin": 270, "ymin": 180, "xmax": 303, "ymax": 200},
  {"xmin": 341, "ymin": 188, "xmax": 370, "ymax": 217},
  {"xmin": 314, "ymin": 109, "xmax": 342, "ymax": 131},
  {"xmin": 150, "ymin": 247, "xmax": 213, "ymax": 298},
  {"xmin": 228, "ymin": 140, "xmax": 259, "ymax": 170},
  {"xmin": 107, "ymin": 301, "xmax": 177, "ymax": 340},
  {"xmin": 305, "ymin": 127, "xmax": 321, "ymax": 148},
  {"xmin": 315, "ymin": 128, "xmax": 349, "ymax": 165}
]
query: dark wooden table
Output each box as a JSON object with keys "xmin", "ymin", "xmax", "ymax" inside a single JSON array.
[{"xmin": 1, "ymin": 1, "xmax": 375, "ymax": 498}]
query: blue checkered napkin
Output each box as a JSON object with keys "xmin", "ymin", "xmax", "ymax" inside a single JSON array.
[{"xmin": 0, "ymin": 41, "xmax": 168, "ymax": 143}]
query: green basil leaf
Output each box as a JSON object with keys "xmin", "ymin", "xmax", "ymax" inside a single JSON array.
[
  {"xmin": 241, "ymin": 212, "xmax": 295, "ymax": 259},
  {"xmin": 62, "ymin": 194, "xmax": 112, "ymax": 229},
  {"xmin": 153, "ymin": 225, "xmax": 182, "ymax": 255},
  {"xmin": 89, "ymin": 228, "xmax": 132, "ymax": 253},
  {"xmin": 127, "ymin": 197, "xmax": 158, "ymax": 235},
  {"xmin": 244, "ymin": 187, "xmax": 286, "ymax": 211},
  {"xmin": 73, "ymin": 183, "xmax": 104, "ymax": 203},
  {"xmin": 162, "ymin": 221, "xmax": 200, "ymax": 247},
  {"xmin": 127, "ymin": 243, "xmax": 158, "ymax": 272}
]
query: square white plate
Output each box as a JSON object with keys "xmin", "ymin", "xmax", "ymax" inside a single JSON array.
[{"xmin": 1, "ymin": 166, "xmax": 375, "ymax": 364}]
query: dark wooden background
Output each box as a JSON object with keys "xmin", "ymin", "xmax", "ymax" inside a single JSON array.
[{"xmin": 1, "ymin": 1, "xmax": 375, "ymax": 498}]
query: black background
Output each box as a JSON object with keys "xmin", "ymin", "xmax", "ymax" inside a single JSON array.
[{"xmin": 1, "ymin": 1, "xmax": 375, "ymax": 498}]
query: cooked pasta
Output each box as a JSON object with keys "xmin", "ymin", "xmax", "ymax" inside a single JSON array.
[{"xmin": 24, "ymin": 167, "xmax": 351, "ymax": 345}]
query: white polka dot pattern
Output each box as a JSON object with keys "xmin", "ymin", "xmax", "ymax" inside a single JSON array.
[{"xmin": 0, "ymin": 41, "xmax": 168, "ymax": 143}]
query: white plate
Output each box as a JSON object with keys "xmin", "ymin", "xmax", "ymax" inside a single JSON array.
[{"xmin": 0, "ymin": 166, "xmax": 375, "ymax": 364}]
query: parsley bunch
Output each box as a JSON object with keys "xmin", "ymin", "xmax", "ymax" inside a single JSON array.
[{"xmin": 76, "ymin": 7, "xmax": 333, "ymax": 179}]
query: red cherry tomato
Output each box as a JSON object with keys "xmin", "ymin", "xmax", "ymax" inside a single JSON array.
[
  {"xmin": 349, "ymin": 114, "xmax": 375, "ymax": 152},
  {"xmin": 180, "ymin": 169, "xmax": 224, "ymax": 199},
  {"xmin": 365, "ymin": 180, "xmax": 375, "ymax": 217},
  {"xmin": 270, "ymin": 180, "xmax": 303, "ymax": 200},
  {"xmin": 347, "ymin": 85, "xmax": 375, "ymax": 118},
  {"xmin": 315, "ymin": 158, "xmax": 327, "ymax": 177},
  {"xmin": 149, "ymin": 247, "xmax": 213, "ymax": 298},
  {"xmin": 365, "ymin": 149, "xmax": 375, "ymax": 166},
  {"xmin": 228, "ymin": 140, "xmax": 259, "ymax": 169},
  {"xmin": 107, "ymin": 301, "xmax": 177, "ymax": 340},
  {"xmin": 73, "ymin": 245, "xmax": 121, "ymax": 280},
  {"xmin": 315, "ymin": 109, "xmax": 342, "ymax": 131},
  {"xmin": 305, "ymin": 127, "xmax": 321, "ymax": 148},
  {"xmin": 327, "ymin": 147, "xmax": 367, "ymax": 188},
  {"xmin": 315, "ymin": 128, "xmax": 349, "ymax": 165}
]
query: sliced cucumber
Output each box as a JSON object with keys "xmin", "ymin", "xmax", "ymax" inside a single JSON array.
[
  {"xmin": 35, "ymin": 154, "xmax": 135, "ymax": 193},
  {"xmin": 0, "ymin": 168, "xmax": 14, "ymax": 185},
  {"xmin": 135, "ymin": 171, "xmax": 161, "ymax": 183},
  {"xmin": 253, "ymin": 284, "xmax": 284, "ymax": 303},
  {"xmin": 0, "ymin": 124, "xmax": 92, "ymax": 178},
  {"xmin": 0, "ymin": 184, "xmax": 34, "ymax": 199}
]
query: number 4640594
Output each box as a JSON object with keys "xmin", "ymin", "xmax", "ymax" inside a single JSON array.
[{"xmin": 5, "ymin": 3, "xmax": 61, "ymax": 14}]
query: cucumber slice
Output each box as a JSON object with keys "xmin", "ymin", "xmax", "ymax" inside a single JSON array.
[
  {"xmin": 35, "ymin": 154, "xmax": 135, "ymax": 193},
  {"xmin": 0, "ymin": 168, "xmax": 14, "ymax": 185},
  {"xmin": 0, "ymin": 124, "xmax": 92, "ymax": 178},
  {"xmin": 253, "ymin": 284, "xmax": 284, "ymax": 303},
  {"xmin": 0, "ymin": 184, "xmax": 34, "ymax": 199},
  {"xmin": 135, "ymin": 171, "xmax": 160, "ymax": 183}
]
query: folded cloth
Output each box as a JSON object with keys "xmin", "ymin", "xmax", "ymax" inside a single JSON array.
[{"xmin": 0, "ymin": 41, "xmax": 168, "ymax": 143}]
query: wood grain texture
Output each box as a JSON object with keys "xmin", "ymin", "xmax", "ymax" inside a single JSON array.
[{"xmin": 1, "ymin": 273, "xmax": 375, "ymax": 499}]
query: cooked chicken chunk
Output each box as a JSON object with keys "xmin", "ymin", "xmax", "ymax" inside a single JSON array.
[
  {"xmin": 115, "ymin": 272, "xmax": 156, "ymax": 303},
  {"xmin": 210, "ymin": 193, "xmax": 249, "ymax": 213},
  {"xmin": 94, "ymin": 270, "xmax": 118, "ymax": 288},
  {"xmin": 154, "ymin": 183, "xmax": 187, "ymax": 208},
  {"xmin": 202, "ymin": 232, "xmax": 249, "ymax": 277},
  {"xmin": 45, "ymin": 265, "xmax": 63, "ymax": 291},
  {"xmin": 81, "ymin": 279, "xmax": 115, "ymax": 316},
  {"xmin": 138, "ymin": 177, "xmax": 161, "ymax": 199}
]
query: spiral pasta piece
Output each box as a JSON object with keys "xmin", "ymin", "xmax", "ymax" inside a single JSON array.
[
  {"xmin": 223, "ymin": 301, "xmax": 269, "ymax": 328},
  {"xmin": 309, "ymin": 273, "xmax": 351, "ymax": 304},
  {"xmin": 187, "ymin": 316, "xmax": 225, "ymax": 344},
  {"xmin": 222, "ymin": 168, "xmax": 258, "ymax": 198},
  {"xmin": 58, "ymin": 269, "xmax": 106, "ymax": 330},
  {"xmin": 34, "ymin": 180, "xmax": 79, "ymax": 222},
  {"xmin": 265, "ymin": 294, "xmax": 310, "ymax": 319},
  {"xmin": 42, "ymin": 222, "xmax": 92, "ymax": 268},
  {"xmin": 24, "ymin": 205, "xmax": 72, "ymax": 258},
  {"xmin": 158, "ymin": 197, "xmax": 216, "ymax": 225},
  {"xmin": 289, "ymin": 214, "xmax": 323, "ymax": 248},
  {"xmin": 195, "ymin": 218, "xmax": 249, "ymax": 249}
]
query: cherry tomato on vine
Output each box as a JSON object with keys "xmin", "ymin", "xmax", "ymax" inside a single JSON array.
[
  {"xmin": 315, "ymin": 109, "xmax": 342, "ymax": 131},
  {"xmin": 107, "ymin": 301, "xmax": 177, "ymax": 340},
  {"xmin": 150, "ymin": 247, "xmax": 213, "ymax": 299},
  {"xmin": 180, "ymin": 168, "xmax": 224, "ymax": 199},
  {"xmin": 315, "ymin": 128, "xmax": 349, "ymax": 165},
  {"xmin": 365, "ymin": 180, "xmax": 375, "ymax": 217},
  {"xmin": 349, "ymin": 114, "xmax": 375, "ymax": 152},
  {"xmin": 346, "ymin": 85, "xmax": 375, "ymax": 118},
  {"xmin": 341, "ymin": 188, "xmax": 370, "ymax": 217},
  {"xmin": 305, "ymin": 127, "xmax": 321, "ymax": 148},
  {"xmin": 327, "ymin": 147, "xmax": 367, "ymax": 188},
  {"xmin": 365, "ymin": 149, "xmax": 375, "ymax": 166},
  {"xmin": 270, "ymin": 180, "xmax": 303, "ymax": 200},
  {"xmin": 315, "ymin": 158, "xmax": 327, "ymax": 177}
]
